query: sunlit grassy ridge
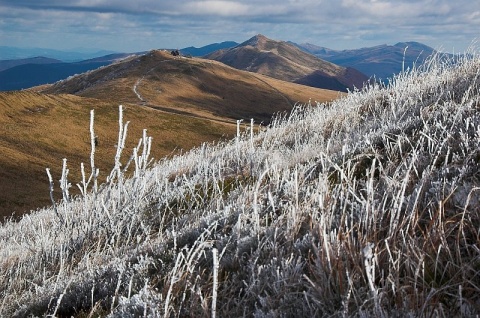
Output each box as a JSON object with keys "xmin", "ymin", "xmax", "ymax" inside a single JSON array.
[
  {"xmin": 0, "ymin": 92, "xmax": 236, "ymax": 218},
  {"xmin": 1, "ymin": 51, "xmax": 480, "ymax": 316}
]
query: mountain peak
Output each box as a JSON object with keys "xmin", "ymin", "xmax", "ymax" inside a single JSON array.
[
  {"xmin": 393, "ymin": 41, "xmax": 435, "ymax": 52},
  {"xmin": 251, "ymin": 34, "xmax": 268, "ymax": 42},
  {"xmin": 240, "ymin": 34, "xmax": 272, "ymax": 48},
  {"xmin": 207, "ymin": 35, "xmax": 368, "ymax": 92}
]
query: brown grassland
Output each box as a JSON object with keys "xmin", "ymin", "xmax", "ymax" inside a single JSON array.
[
  {"xmin": 0, "ymin": 51, "xmax": 342, "ymax": 219},
  {"xmin": 0, "ymin": 91, "xmax": 236, "ymax": 219},
  {"xmin": 43, "ymin": 50, "xmax": 342, "ymax": 123}
]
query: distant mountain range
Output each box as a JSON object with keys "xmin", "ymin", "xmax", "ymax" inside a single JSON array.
[
  {"xmin": 0, "ymin": 53, "xmax": 135, "ymax": 91},
  {"xmin": 293, "ymin": 41, "xmax": 443, "ymax": 80},
  {"xmin": 180, "ymin": 37, "xmax": 445, "ymax": 83},
  {"xmin": 206, "ymin": 34, "xmax": 368, "ymax": 92},
  {"xmin": 1, "ymin": 38, "xmax": 446, "ymax": 92},
  {"xmin": 0, "ymin": 56, "xmax": 62, "ymax": 72},
  {"xmin": 180, "ymin": 41, "xmax": 238, "ymax": 57},
  {"xmin": 0, "ymin": 46, "xmax": 118, "ymax": 61}
]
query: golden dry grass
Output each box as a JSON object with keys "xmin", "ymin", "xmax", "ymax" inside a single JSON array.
[
  {"xmin": 2, "ymin": 50, "xmax": 343, "ymax": 219},
  {"xmin": 0, "ymin": 91, "xmax": 236, "ymax": 219},
  {"xmin": 44, "ymin": 50, "xmax": 343, "ymax": 123},
  {"xmin": 139, "ymin": 58, "xmax": 344, "ymax": 122}
]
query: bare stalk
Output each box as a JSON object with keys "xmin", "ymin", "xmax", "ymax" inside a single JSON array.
[{"xmin": 212, "ymin": 247, "xmax": 219, "ymax": 318}]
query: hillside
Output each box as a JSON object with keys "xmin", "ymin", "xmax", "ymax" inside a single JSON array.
[
  {"xmin": 295, "ymin": 41, "xmax": 443, "ymax": 80},
  {"xmin": 0, "ymin": 50, "xmax": 341, "ymax": 218},
  {"xmin": 0, "ymin": 51, "xmax": 479, "ymax": 316},
  {"xmin": 0, "ymin": 91, "xmax": 237, "ymax": 219},
  {"xmin": 43, "ymin": 49, "xmax": 342, "ymax": 123},
  {"xmin": 206, "ymin": 34, "xmax": 368, "ymax": 91}
]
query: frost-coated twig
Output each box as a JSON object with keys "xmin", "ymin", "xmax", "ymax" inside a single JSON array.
[
  {"xmin": 212, "ymin": 247, "xmax": 219, "ymax": 318},
  {"xmin": 363, "ymin": 242, "xmax": 377, "ymax": 295},
  {"xmin": 250, "ymin": 118, "xmax": 254, "ymax": 148},
  {"xmin": 46, "ymin": 167, "xmax": 63, "ymax": 225},
  {"xmin": 59, "ymin": 158, "xmax": 70, "ymax": 203},
  {"xmin": 108, "ymin": 105, "xmax": 130, "ymax": 184},
  {"xmin": 52, "ymin": 279, "xmax": 72, "ymax": 317},
  {"xmin": 89, "ymin": 109, "xmax": 98, "ymax": 193},
  {"xmin": 111, "ymin": 266, "xmax": 125, "ymax": 312},
  {"xmin": 236, "ymin": 119, "xmax": 242, "ymax": 141}
]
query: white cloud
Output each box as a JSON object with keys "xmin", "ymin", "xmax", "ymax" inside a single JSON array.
[
  {"xmin": 0, "ymin": 0, "xmax": 479, "ymax": 52},
  {"xmin": 181, "ymin": 1, "xmax": 250, "ymax": 16}
]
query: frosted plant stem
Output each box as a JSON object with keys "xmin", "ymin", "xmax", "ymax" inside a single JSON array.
[
  {"xmin": 89, "ymin": 109, "xmax": 97, "ymax": 194},
  {"xmin": 52, "ymin": 278, "xmax": 72, "ymax": 317},
  {"xmin": 60, "ymin": 158, "xmax": 70, "ymax": 203},
  {"xmin": 236, "ymin": 119, "xmax": 242, "ymax": 141},
  {"xmin": 250, "ymin": 118, "xmax": 254, "ymax": 148},
  {"xmin": 46, "ymin": 167, "xmax": 63, "ymax": 225},
  {"xmin": 212, "ymin": 247, "xmax": 218, "ymax": 318}
]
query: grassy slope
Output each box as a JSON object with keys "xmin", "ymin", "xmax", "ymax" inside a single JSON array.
[
  {"xmin": 43, "ymin": 50, "xmax": 342, "ymax": 123},
  {"xmin": 1, "ymin": 51, "xmax": 341, "ymax": 218},
  {"xmin": 0, "ymin": 91, "xmax": 236, "ymax": 219},
  {"xmin": 1, "ymin": 53, "xmax": 480, "ymax": 316},
  {"xmin": 136, "ymin": 59, "xmax": 342, "ymax": 123}
]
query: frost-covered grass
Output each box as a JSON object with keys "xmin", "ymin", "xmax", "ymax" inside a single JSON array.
[{"xmin": 1, "ymin": 51, "xmax": 480, "ymax": 317}]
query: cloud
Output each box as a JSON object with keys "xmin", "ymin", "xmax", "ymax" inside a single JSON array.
[
  {"xmin": 0, "ymin": 0, "xmax": 478, "ymax": 52},
  {"xmin": 181, "ymin": 1, "xmax": 250, "ymax": 16},
  {"xmin": 0, "ymin": 0, "xmax": 468, "ymax": 21}
]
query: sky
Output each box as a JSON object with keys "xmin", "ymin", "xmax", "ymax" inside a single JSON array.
[{"xmin": 0, "ymin": 0, "xmax": 479, "ymax": 53}]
